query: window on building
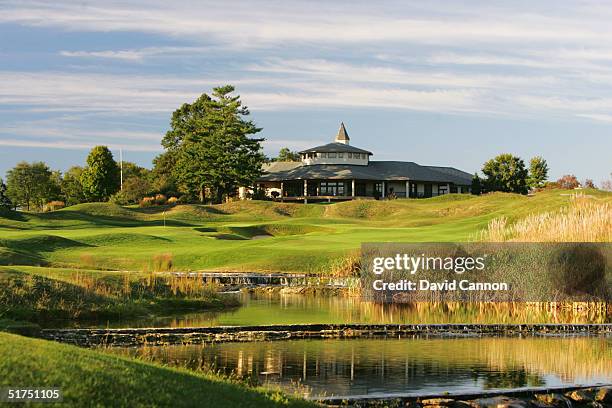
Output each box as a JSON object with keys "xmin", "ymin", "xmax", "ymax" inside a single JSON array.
[
  {"xmin": 320, "ymin": 181, "xmax": 345, "ymax": 196},
  {"xmin": 348, "ymin": 152, "xmax": 353, "ymax": 159},
  {"xmin": 338, "ymin": 152, "xmax": 344, "ymax": 158},
  {"xmin": 438, "ymin": 184, "xmax": 448, "ymax": 195},
  {"xmin": 320, "ymin": 152, "xmax": 327, "ymax": 158},
  {"xmin": 328, "ymin": 152, "xmax": 337, "ymax": 158}
]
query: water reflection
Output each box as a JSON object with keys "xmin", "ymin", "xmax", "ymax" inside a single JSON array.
[
  {"xmin": 113, "ymin": 336, "xmax": 611, "ymax": 398},
  {"xmin": 52, "ymin": 292, "xmax": 611, "ymax": 328}
]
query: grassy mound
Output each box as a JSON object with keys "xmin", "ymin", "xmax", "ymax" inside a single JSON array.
[
  {"xmin": 77, "ymin": 232, "xmax": 170, "ymax": 246},
  {"xmin": 0, "ymin": 333, "xmax": 314, "ymax": 408},
  {"xmin": 58, "ymin": 202, "xmax": 141, "ymax": 219},
  {"xmin": 217, "ymin": 200, "xmax": 323, "ymax": 219},
  {"xmin": 215, "ymin": 223, "xmax": 332, "ymax": 240},
  {"xmin": 1, "ymin": 189, "xmax": 610, "ymax": 273},
  {"xmin": 0, "ymin": 247, "xmax": 43, "ymax": 266}
]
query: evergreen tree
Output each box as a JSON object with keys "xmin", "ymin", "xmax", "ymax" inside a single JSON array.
[
  {"xmin": 162, "ymin": 85, "xmax": 265, "ymax": 203},
  {"xmin": 471, "ymin": 173, "xmax": 482, "ymax": 195},
  {"xmin": 0, "ymin": 178, "xmax": 12, "ymax": 210},
  {"xmin": 80, "ymin": 146, "xmax": 120, "ymax": 201}
]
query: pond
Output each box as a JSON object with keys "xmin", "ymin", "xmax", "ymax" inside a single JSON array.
[
  {"xmin": 49, "ymin": 292, "xmax": 611, "ymax": 329},
  {"xmin": 112, "ymin": 335, "xmax": 612, "ymax": 399}
]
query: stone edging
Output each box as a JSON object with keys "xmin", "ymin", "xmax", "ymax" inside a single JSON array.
[
  {"xmin": 313, "ymin": 385, "xmax": 612, "ymax": 407},
  {"xmin": 38, "ymin": 323, "xmax": 612, "ymax": 347}
]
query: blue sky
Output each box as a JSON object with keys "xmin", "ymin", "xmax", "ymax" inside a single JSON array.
[{"xmin": 1, "ymin": 0, "xmax": 611, "ymax": 183}]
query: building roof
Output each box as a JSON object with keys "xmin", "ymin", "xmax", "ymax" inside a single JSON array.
[
  {"xmin": 336, "ymin": 122, "xmax": 350, "ymax": 142},
  {"xmin": 298, "ymin": 142, "xmax": 373, "ymax": 155},
  {"xmin": 259, "ymin": 161, "xmax": 472, "ymax": 185},
  {"xmin": 423, "ymin": 166, "xmax": 473, "ymax": 183}
]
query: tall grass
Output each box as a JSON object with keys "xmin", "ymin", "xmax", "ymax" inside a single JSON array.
[
  {"xmin": 0, "ymin": 269, "xmax": 237, "ymax": 321},
  {"xmin": 482, "ymin": 196, "xmax": 612, "ymax": 242},
  {"xmin": 327, "ymin": 251, "xmax": 361, "ymax": 278}
]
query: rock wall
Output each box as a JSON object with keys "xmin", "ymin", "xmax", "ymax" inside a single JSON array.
[{"xmin": 39, "ymin": 323, "xmax": 612, "ymax": 347}]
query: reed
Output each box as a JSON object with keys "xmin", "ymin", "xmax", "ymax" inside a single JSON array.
[
  {"xmin": 151, "ymin": 253, "xmax": 173, "ymax": 272},
  {"xmin": 0, "ymin": 268, "xmax": 237, "ymax": 321},
  {"xmin": 327, "ymin": 251, "xmax": 361, "ymax": 278},
  {"xmin": 482, "ymin": 195, "xmax": 612, "ymax": 242}
]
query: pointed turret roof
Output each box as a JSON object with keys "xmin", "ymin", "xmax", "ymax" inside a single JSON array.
[{"xmin": 335, "ymin": 122, "xmax": 350, "ymax": 142}]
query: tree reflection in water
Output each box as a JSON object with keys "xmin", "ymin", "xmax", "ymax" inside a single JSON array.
[{"xmin": 112, "ymin": 336, "xmax": 611, "ymax": 398}]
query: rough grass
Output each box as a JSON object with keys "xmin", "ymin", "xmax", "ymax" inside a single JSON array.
[
  {"xmin": 0, "ymin": 266, "xmax": 239, "ymax": 322},
  {"xmin": 1, "ymin": 189, "xmax": 611, "ymax": 273},
  {"xmin": 482, "ymin": 194, "xmax": 612, "ymax": 242},
  {"xmin": 0, "ymin": 332, "xmax": 315, "ymax": 408}
]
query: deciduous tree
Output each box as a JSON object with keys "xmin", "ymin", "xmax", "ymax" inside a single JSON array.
[
  {"xmin": 583, "ymin": 179, "xmax": 596, "ymax": 189},
  {"xmin": 275, "ymin": 147, "xmax": 300, "ymax": 162},
  {"xmin": 61, "ymin": 166, "xmax": 86, "ymax": 206},
  {"xmin": 151, "ymin": 152, "xmax": 178, "ymax": 195},
  {"xmin": 80, "ymin": 146, "xmax": 120, "ymax": 201},
  {"xmin": 481, "ymin": 154, "xmax": 528, "ymax": 194},
  {"xmin": 5, "ymin": 161, "xmax": 57, "ymax": 211},
  {"xmin": 556, "ymin": 174, "xmax": 580, "ymax": 189},
  {"xmin": 527, "ymin": 156, "xmax": 548, "ymax": 189}
]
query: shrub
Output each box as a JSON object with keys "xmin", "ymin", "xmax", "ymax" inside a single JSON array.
[
  {"xmin": 546, "ymin": 243, "xmax": 607, "ymax": 297},
  {"xmin": 583, "ymin": 179, "xmax": 596, "ymax": 189},
  {"xmin": 139, "ymin": 197, "xmax": 155, "ymax": 207},
  {"xmin": 154, "ymin": 194, "xmax": 167, "ymax": 205},
  {"xmin": 557, "ymin": 174, "xmax": 580, "ymax": 189},
  {"xmin": 151, "ymin": 253, "xmax": 173, "ymax": 272},
  {"xmin": 43, "ymin": 201, "xmax": 65, "ymax": 212}
]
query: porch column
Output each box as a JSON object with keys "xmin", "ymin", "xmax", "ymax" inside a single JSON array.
[
  {"xmin": 280, "ymin": 182, "xmax": 284, "ymax": 202},
  {"xmin": 303, "ymin": 179, "xmax": 308, "ymax": 203},
  {"xmin": 381, "ymin": 181, "xmax": 385, "ymax": 198},
  {"xmin": 351, "ymin": 179, "xmax": 355, "ymax": 198},
  {"xmin": 405, "ymin": 180, "xmax": 410, "ymax": 199}
]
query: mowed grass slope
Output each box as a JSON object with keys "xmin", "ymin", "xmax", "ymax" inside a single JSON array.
[
  {"xmin": 1, "ymin": 190, "xmax": 610, "ymax": 273},
  {"xmin": 0, "ymin": 332, "xmax": 314, "ymax": 408}
]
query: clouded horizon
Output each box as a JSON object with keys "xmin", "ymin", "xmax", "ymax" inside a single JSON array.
[{"xmin": 1, "ymin": 0, "xmax": 611, "ymax": 183}]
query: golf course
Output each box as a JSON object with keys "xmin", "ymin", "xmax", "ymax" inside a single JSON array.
[
  {"xmin": 1, "ymin": 190, "xmax": 611, "ymax": 406},
  {"xmin": 3, "ymin": 189, "xmax": 610, "ymax": 274}
]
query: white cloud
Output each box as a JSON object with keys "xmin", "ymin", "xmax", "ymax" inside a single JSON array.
[
  {"xmin": 2, "ymin": 0, "xmax": 612, "ymax": 157},
  {"xmin": 3, "ymin": 0, "xmax": 612, "ymax": 47},
  {"xmin": 0, "ymin": 138, "xmax": 161, "ymax": 152},
  {"xmin": 59, "ymin": 45, "xmax": 224, "ymax": 61}
]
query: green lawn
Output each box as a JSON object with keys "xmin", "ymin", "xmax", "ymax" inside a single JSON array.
[
  {"xmin": 1, "ymin": 190, "xmax": 610, "ymax": 407},
  {"xmin": 0, "ymin": 332, "xmax": 315, "ymax": 408},
  {"xmin": 1, "ymin": 189, "xmax": 610, "ymax": 273}
]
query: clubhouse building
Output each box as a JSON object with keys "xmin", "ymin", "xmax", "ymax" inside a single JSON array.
[{"xmin": 254, "ymin": 123, "xmax": 472, "ymax": 202}]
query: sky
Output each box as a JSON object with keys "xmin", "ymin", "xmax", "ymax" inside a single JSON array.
[{"xmin": 0, "ymin": 0, "xmax": 611, "ymax": 183}]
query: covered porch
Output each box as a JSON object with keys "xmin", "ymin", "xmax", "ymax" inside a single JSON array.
[{"xmin": 256, "ymin": 179, "xmax": 469, "ymax": 202}]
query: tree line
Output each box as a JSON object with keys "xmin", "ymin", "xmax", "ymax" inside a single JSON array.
[
  {"xmin": 0, "ymin": 86, "xmax": 267, "ymax": 211},
  {"xmin": 0, "ymin": 85, "xmax": 609, "ymax": 212},
  {"xmin": 470, "ymin": 154, "xmax": 606, "ymax": 195}
]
